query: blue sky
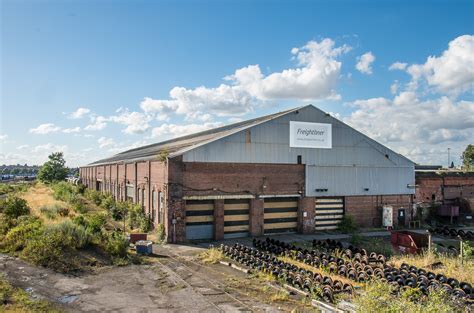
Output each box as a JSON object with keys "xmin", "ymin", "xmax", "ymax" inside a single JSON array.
[{"xmin": 1, "ymin": 0, "xmax": 473, "ymax": 167}]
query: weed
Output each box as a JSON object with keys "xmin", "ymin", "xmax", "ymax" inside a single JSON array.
[
  {"xmin": 155, "ymin": 223, "xmax": 166, "ymax": 243},
  {"xmin": 39, "ymin": 204, "xmax": 69, "ymax": 219},
  {"xmin": 270, "ymin": 290, "xmax": 289, "ymax": 302},
  {"xmin": 199, "ymin": 248, "xmax": 225, "ymax": 264},
  {"xmin": 338, "ymin": 215, "xmax": 358, "ymax": 233},
  {"xmin": 0, "ymin": 274, "xmax": 60, "ymax": 312},
  {"xmin": 46, "ymin": 220, "xmax": 92, "ymax": 249},
  {"xmin": 86, "ymin": 212, "xmax": 107, "ymax": 233},
  {"xmin": 349, "ymin": 233, "xmax": 363, "ymax": 246},
  {"xmin": 104, "ymin": 231, "xmax": 129, "ymax": 258}
]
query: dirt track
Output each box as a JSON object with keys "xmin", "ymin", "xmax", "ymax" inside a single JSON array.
[{"xmin": 1, "ymin": 245, "xmax": 301, "ymax": 312}]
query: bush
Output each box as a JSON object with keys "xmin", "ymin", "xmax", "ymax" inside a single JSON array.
[
  {"xmin": 128, "ymin": 203, "xmax": 143, "ymax": 230},
  {"xmin": 72, "ymin": 214, "xmax": 88, "ymax": 227},
  {"xmin": 39, "ymin": 204, "xmax": 69, "ymax": 219},
  {"xmin": 52, "ymin": 182, "xmax": 76, "ymax": 202},
  {"xmin": 0, "ymin": 184, "xmax": 15, "ymax": 195},
  {"xmin": 21, "ymin": 230, "xmax": 77, "ymax": 273},
  {"xmin": 338, "ymin": 215, "xmax": 358, "ymax": 233},
  {"xmin": 155, "ymin": 223, "xmax": 166, "ymax": 243},
  {"xmin": 111, "ymin": 201, "xmax": 128, "ymax": 221},
  {"xmin": 87, "ymin": 213, "xmax": 107, "ymax": 233},
  {"xmin": 104, "ymin": 231, "xmax": 128, "ymax": 258},
  {"xmin": 72, "ymin": 198, "xmax": 88, "ymax": 214},
  {"xmin": 85, "ymin": 189, "xmax": 103, "ymax": 206},
  {"xmin": 1, "ymin": 217, "xmax": 44, "ymax": 253},
  {"xmin": 0, "ymin": 195, "xmax": 30, "ymax": 218},
  {"xmin": 100, "ymin": 194, "xmax": 115, "ymax": 211},
  {"xmin": 46, "ymin": 220, "xmax": 92, "ymax": 249}
]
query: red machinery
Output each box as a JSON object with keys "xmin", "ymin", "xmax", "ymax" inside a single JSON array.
[{"xmin": 390, "ymin": 230, "xmax": 429, "ymax": 254}]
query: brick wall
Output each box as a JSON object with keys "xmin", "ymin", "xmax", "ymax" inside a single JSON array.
[
  {"xmin": 345, "ymin": 195, "xmax": 412, "ymax": 227},
  {"xmin": 181, "ymin": 162, "xmax": 305, "ymax": 197},
  {"xmin": 415, "ymin": 174, "xmax": 474, "ymax": 202}
]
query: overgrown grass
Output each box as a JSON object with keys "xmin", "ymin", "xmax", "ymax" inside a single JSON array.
[
  {"xmin": 389, "ymin": 251, "xmax": 474, "ymax": 284},
  {"xmin": 39, "ymin": 204, "xmax": 70, "ymax": 219},
  {"xmin": 0, "ymin": 274, "xmax": 60, "ymax": 312},
  {"xmin": 199, "ymin": 248, "xmax": 225, "ymax": 264},
  {"xmin": 354, "ymin": 279, "xmax": 466, "ymax": 313}
]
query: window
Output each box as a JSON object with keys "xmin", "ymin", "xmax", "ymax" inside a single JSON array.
[
  {"xmin": 297, "ymin": 155, "xmax": 302, "ymax": 164},
  {"xmin": 152, "ymin": 190, "xmax": 157, "ymax": 223},
  {"xmin": 158, "ymin": 191, "xmax": 164, "ymax": 224},
  {"xmin": 126, "ymin": 185, "xmax": 134, "ymax": 202}
]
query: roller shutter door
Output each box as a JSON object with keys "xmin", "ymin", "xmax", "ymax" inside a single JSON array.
[
  {"xmin": 315, "ymin": 197, "xmax": 344, "ymax": 230},
  {"xmin": 224, "ymin": 199, "xmax": 250, "ymax": 239},
  {"xmin": 186, "ymin": 200, "xmax": 214, "ymax": 240},
  {"xmin": 264, "ymin": 197, "xmax": 298, "ymax": 234}
]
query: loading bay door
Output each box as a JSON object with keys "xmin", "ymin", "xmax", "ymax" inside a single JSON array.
[
  {"xmin": 264, "ymin": 197, "xmax": 298, "ymax": 234},
  {"xmin": 315, "ymin": 197, "xmax": 344, "ymax": 230},
  {"xmin": 224, "ymin": 199, "xmax": 250, "ymax": 239},
  {"xmin": 185, "ymin": 200, "xmax": 214, "ymax": 240}
]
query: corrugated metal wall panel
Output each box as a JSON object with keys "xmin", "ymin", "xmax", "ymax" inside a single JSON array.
[{"xmin": 183, "ymin": 106, "xmax": 414, "ymax": 197}]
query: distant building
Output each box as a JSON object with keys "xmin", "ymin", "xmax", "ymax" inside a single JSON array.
[{"xmin": 80, "ymin": 105, "xmax": 415, "ymax": 242}]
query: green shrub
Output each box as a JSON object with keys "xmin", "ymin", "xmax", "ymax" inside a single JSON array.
[
  {"xmin": 0, "ymin": 215, "xmax": 18, "ymax": 238},
  {"xmin": 350, "ymin": 233, "xmax": 363, "ymax": 246},
  {"xmin": 72, "ymin": 214, "xmax": 88, "ymax": 227},
  {"xmin": 1, "ymin": 216, "xmax": 44, "ymax": 252},
  {"xmin": 76, "ymin": 183, "xmax": 86, "ymax": 194},
  {"xmin": 338, "ymin": 215, "xmax": 358, "ymax": 233},
  {"xmin": 39, "ymin": 204, "xmax": 70, "ymax": 219},
  {"xmin": 85, "ymin": 189, "xmax": 103, "ymax": 206},
  {"xmin": 155, "ymin": 223, "xmax": 166, "ymax": 243},
  {"xmin": 45, "ymin": 220, "xmax": 91, "ymax": 249},
  {"xmin": 0, "ymin": 184, "xmax": 15, "ymax": 195},
  {"xmin": 128, "ymin": 203, "xmax": 143, "ymax": 230},
  {"xmin": 21, "ymin": 230, "xmax": 77, "ymax": 273},
  {"xmin": 0, "ymin": 195, "xmax": 30, "ymax": 218},
  {"xmin": 104, "ymin": 231, "xmax": 128, "ymax": 258},
  {"xmin": 52, "ymin": 182, "xmax": 76, "ymax": 202},
  {"xmin": 354, "ymin": 279, "xmax": 464, "ymax": 313},
  {"xmin": 100, "ymin": 194, "xmax": 115, "ymax": 211},
  {"xmin": 111, "ymin": 201, "xmax": 128, "ymax": 221},
  {"xmin": 72, "ymin": 198, "xmax": 88, "ymax": 214},
  {"xmin": 87, "ymin": 213, "xmax": 107, "ymax": 233}
]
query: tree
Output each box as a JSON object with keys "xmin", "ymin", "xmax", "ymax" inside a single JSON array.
[
  {"xmin": 37, "ymin": 152, "xmax": 69, "ymax": 183},
  {"xmin": 461, "ymin": 144, "xmax": 474, "ymax": 171}
]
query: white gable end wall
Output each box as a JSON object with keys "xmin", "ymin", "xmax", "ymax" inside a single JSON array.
[{"xmin": 183, "ymin": 106, "xmax": 415, "ymax": 197}]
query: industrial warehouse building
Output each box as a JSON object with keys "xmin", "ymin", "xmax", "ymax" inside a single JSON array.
[{"xmin": 80, "ymin": 105, "xmax": 415, "ymax": 242}]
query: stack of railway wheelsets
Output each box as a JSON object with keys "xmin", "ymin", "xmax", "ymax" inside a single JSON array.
[
  {"xmin": 429, "ymin": 226, "xmax": 474, "ymax": 241},
  {"xmin": 311, "ymin": 238, "xmax": 473, "ymax": 302},
  {"xmin": 220, "ymin": 243, "xmax": 354, "ymax": 303}
]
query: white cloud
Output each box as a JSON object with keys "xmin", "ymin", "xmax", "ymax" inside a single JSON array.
[
  {"xmin": 141, "ymin": 38, "xmax": 350, "ymax": 119},
  {"xmin": 389, "ymin": 62, "xmax": 408, "ymax": 71},
  {"xmin": 405, "ymin": 35, "xmax": 474, "ymax": 94},
  {"xmin": 63, "ymin": 127, "xmax": 81, "ymax": 133},
  {"xmin": 355, "ymin": 52, "xmax": 375, "ymax": 74},
  {"xmin": 0, "ymin": 134, "xmax": 7, "ymax": 143},
  {"xmin": 97, "ymin": 137, "xmax": 116, "ymax": 148},
  {"xmin": 85, "ymin": 116, "xmax": 107, "ymax": 131},
  {"xmin": 68, "ymin": 107, "xmax": 91, "ymax": 119},
  {"xmin": 109, "ymin": 109, "xmax": 152, "ymax": 134},
  {"xmin": 390, "ymin": 80, "xmax": 399, "ymax": 94},
  {"xmin": 32, "ymin": 143, "xmax": 68, "ymax": 153},
  {"xmin": 151, "ymin": 122, "xmax": 224, "ymax": 140},
  {"xmin": 17, "ymin": 144, "xmax": 29, "ymax": 150},
  {"xmin": 29, "ymin": 123, "xmax": 61, "ymax": 134},
  {"xmin": 345, "ymin": 93, "xmax": 474, "ymax": 165}
]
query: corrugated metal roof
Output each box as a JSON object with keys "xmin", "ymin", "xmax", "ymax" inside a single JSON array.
[{"xmin": 88, "ymin": 106, "xmax": 304, "ymax": 165}]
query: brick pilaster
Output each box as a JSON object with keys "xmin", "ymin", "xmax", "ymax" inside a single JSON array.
[
  {"xmin": 214, "ymin": 199, "xmax": 225, "ymax": 240},
  {"xmin": 249, "ymin": 198, "xmax": 264, "ymax": 236},
  {"xmin": 298, "ymin": 197, "xmax": 315, "ymax": 234}
]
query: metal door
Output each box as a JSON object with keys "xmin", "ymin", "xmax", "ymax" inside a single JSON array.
[
  {"xmin": 398, "ymin": 208, "xmax": 406, "ymax": 227},
  {"xmin": 315, "ymin": 198, "xmax": 344, "ymax": 230},
  {"xmin": 263, "ymin": 197, "xmax": 298, "ymax": 234},
  {"xmin": 185, "ymin": 200, "xmax": 214, "ymax": 240},
  {"xmin": 224, "ymin": 199, "xmax": 250, "ymax": 239}
]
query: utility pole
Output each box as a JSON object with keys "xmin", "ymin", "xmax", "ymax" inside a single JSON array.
[{"xmin": 448, "ymin": 147, "xmax": 451, "ymax": 168}]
